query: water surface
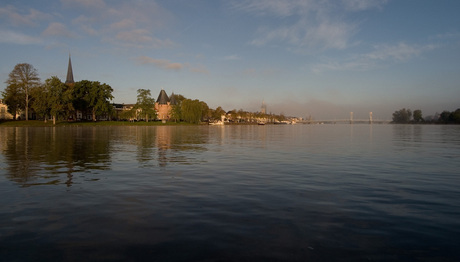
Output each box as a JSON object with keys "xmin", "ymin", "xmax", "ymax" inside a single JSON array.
[{"xmin": 0, "ymin": 124, "xmax": 459, "ymax": 261}]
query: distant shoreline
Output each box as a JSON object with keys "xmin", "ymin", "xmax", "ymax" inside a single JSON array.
[
  {"xmin": 0, "ymin": 120, "xmax": 197, "ymax": 127},
  {"xmin": 1, "ymin": 120, "xmax": 456, "ymax": 127}
]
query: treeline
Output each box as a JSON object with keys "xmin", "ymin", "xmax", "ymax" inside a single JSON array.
[
  {"xmin": 2, "ymin": 63, "xmax": 113, "ymax": 124},
  {"xmin": 392, "ymin": 108, "xmax": 460, "ymax": 124},
  {"xmin": 122, "ymin": 89, "xmax": 287, "ymax": 124},
  {"xmin": 2, "ymin": 63, "xmax": 287, "ymax": 125}
]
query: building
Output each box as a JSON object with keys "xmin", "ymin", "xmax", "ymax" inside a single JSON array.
[
  {"xmin": 261, "ymin": 100, "xmax": 267, "ymax": 114},
  {"xmin": 155, "ymin": 89, "xmax": 177, "ymax": 121},
  {"xmin": 0, "ymin": 99, "xmax": 14, "ymax": 120}
]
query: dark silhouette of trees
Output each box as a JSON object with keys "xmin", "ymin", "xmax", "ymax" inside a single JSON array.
[
  {"xmin": 438, "ymin": 109, "xmax": 460, "ymax": 124},
  {"xmin": 413, "ymin": 109, "xmax": 423, "ymax": 123},
  {"xmin": 392, "ymin": 108, "xmax": 412, "ymax": 123}
]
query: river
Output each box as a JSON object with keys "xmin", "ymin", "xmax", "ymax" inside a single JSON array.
[{"xmin": 0, "ymin": 124, "xmax": 459, "ymax": 261}]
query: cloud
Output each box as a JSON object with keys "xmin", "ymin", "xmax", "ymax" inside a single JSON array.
[
  {"xmin": 366, "ymin": 42, "xmax": 437, "ymax": 61},
  {"xmin": 135, "ymin": 56, "xmax": 209, "ymax": 73},
  {"xmin": 0, "ymin": 29, "xmax": 43, "ymax": 45},
  {"xmin": 42, "ymin": 22, "xmax": 75, "ymax": 38},
  {"xmin": 233, "ymin": 0, "xmax": 388, "ymax": 52},
  {"xmin": 64, "ymin": 0, "xmax": 175, "ymax": 49},
  {"xmin": 231, "ymin": 0, "xmax": 314, "ymax": 17},
  {"xmin": 341, "ymin": 0, "xmax": 388, "ymax": 11},
  {"xmin": 110, "ymin": 19, "xmax": 136, "ymax": 30},
  {"xmin": 312, "ymin": 42, "xmax": 438, "ymax": 73},
  {"xmin": 115, "ymin": 29, "xmax": 175, "ymax": 48},
  {"xmin": 60, "ymin": 0, "xmax": 106, "ymax": 10},
  {"xmin": 135, "ymin": 56, "xmax": 183, "ymax": 70},
  {"xmin": 0, "ymin": 5, "xmax": 51, "ymax": 26}
]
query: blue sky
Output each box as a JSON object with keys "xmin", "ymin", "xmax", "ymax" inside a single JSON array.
[{"xmin": 1, "ymin": 0, "xmax": 459, "ymax": 120}]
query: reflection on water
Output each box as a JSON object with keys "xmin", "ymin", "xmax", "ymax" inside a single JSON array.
[
  {"xmin": 0, "ymin": 127, "xmax": 112, "ymax": 187},
  {"xmin": 0, "ymin": 124, "xmax": 459, "ymax": 261},
  {"xmin": 0, "ymin": 126, "xmax": 209, "ymax": 187}
]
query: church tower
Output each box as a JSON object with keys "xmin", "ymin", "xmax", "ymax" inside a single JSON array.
[
  {"xmin": 261, "ymin": 100, "xmax": 267, "ymax": 114},
  {"xmin": 65, "ymin": 54, "xmax": 75, "ymax": 86}
]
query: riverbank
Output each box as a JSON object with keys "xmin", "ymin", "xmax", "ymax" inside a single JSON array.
[{"xmin": 0, "ymin": 120, "xmax": 199, "ymax": 127}]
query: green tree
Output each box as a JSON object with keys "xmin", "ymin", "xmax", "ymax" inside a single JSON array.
[
  {"xmin": 170, "ymin": 103, "xmax": 182, "ymax": 122},
  {"xmin": 413, "ymin": 109, "xmax": 423, "ymax": 123},
  {"xmin": 74, "ymin": 80, "xmax": 113, "ymax": 121},
  {"xmin": 200, "ymin": 101, "xmax": 210, "ymax": 121},
  {"xmin": 5, "ymin": 63, "xmax": 40, "ymax": 121},
  {"xmin": 47, "ymin": 77, "xmax": 72, "ymax": 124},
  {"xmin": 1, "ymin": 83, "xmax": 24, "ymax": 120},
  {"xmin": 135, "ymin": 89, "xmax": 156, "ymax": 122},
  {"xmin": 181, "ymin": 99, "xmax": 206, "ymax": 124},
  {"xmin": 212, "ymin": 106, "xmax": 226, "ymax": 121},
  {"xmin": 31, "ymin": 77, "xmax": 73, "ymax": 124},
  {"xmin": 31, "ymin": 84, "xmax": 51, "ymax": 122},
  {"xmin": 169, "ymin": 93, "xmax": 186, "ymax": 122},
  {"xmin": 392, "ymin": 108, "xmax": 412, "ymax": 123}
]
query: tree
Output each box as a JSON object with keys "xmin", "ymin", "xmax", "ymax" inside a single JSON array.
[
  {"xmin": 1, "ymin": 83, "xmax": 24, "ymax": 120},
  {"xmin": 31, "ymin": 84, "xmax": 51, "ymax": 122},
  {"xmin": 413, "ymin": 109, "xmax": 423, "ymax": 123},
  {"xmin": 48, "ymin": 77, "xmax": 73, "ymax": 124},
  {"xmin": 200, "ymin": 101, "xmax": 210, "ymax": 121},
  {"xmin": 135, "ymin": 89, "xmax": 156, "ymax": 122},
  {"xmin": 181, "ymin": 99, "xmax": 207, "ymax": 124},
  {"xmin": 5, "ymin": 63, "xmax": 40, "ymax": 121},
  {"xmin": 169, "ymin": 93, "xmax": 186, "ymax": 122},
  {"xmin": 30, "ymin": 77, "xmax": 73, "ymax": 124},
  {"xmin": 452, "ymin": 109, "xmax": 460, "ymax": 123},
  {"xmin": 74, "ymin": 80, "xmax": 113, "ymax": 121},
  {"xmin": 439, "ymin": 111, "xmax": 451, "ymax": 123},
  {"xmin": 212, "ymin": 106, "xmax": 226, "ymax": 121},
  {"xmin": 392, "ymin": 108, "xmax": 412, "ymax": 123}
]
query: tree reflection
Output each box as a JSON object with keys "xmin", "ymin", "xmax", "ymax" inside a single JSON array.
[{"xmin": 0, "ymin": 127, "xmax": 112, "ymax": 187}]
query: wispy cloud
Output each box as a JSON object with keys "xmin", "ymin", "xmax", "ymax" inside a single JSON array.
[
  {"xmin": 366, "ymin": 42, "xmax": 437, "ymax": 61},
  {"xmin": 42, "ymin": 22, "xmax": 75, "ymax": 38},
  {"xmin": 136, "ymin": 56, "xmax": 183, "ymax": 70},
  {"xmin": 312, "ymin": 42, "xmax": 438, "ymax": 73},
  {"xmin": 341, "ymin": 0, "xmax": 388, "ymax": 11},
  {"xmin": 232, "ymin": 0, "xmax": 388, "ymax": 52},
  {"xmin": 64, "ymin": 0, "xmax": 175, "ymax": 49},
  {"xmin": 60, "ymin": 0, "xmax": 106, "ymax": 10},
  {"xmin": 0, "ymin": 29, "xmax": 43, "ymax": 45},
  {"xmin": 0, "ymin": 5, "xmax": 51, "ymax": 27},
  {"xmin": 135, "ymin": 56, "xmax": 209, "ymax": 74}
]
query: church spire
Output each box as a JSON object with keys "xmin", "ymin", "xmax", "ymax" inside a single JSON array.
[{"xmin": 65, "ymin": 54, "xmax": 74, "ymax": 85}]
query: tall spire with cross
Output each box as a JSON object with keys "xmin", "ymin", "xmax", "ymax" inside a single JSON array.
[{"xmin": 65, "ymin": 54, "xmax": 74, "ymax": 85}]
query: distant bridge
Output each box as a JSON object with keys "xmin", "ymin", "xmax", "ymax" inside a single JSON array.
[
  {"xmin": 298, "ymin": 112, "xmax": 391, "ymax": 124},
  {"xmin": 298, "ymin": 119, "xmax": 391, "ymax": 124}
]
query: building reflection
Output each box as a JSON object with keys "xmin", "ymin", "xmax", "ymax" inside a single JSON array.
[{"xmin": 151, "ymin": 126, "xmax": 209, "ymax": 167}]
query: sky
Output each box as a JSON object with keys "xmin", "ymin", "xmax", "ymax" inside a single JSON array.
[{"xmin": 1, "ymin": 0, "xmax": 460, "ymax": 120}]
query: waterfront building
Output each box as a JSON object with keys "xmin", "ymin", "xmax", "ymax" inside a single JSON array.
[{"xmin": 155, "ymin": 89, "xmax": 177, "ymax": 121}]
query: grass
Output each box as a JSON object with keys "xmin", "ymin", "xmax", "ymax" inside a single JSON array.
[{"xmin": 0, "ymin": 120, "xmax": 198, "ymax": 127}]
